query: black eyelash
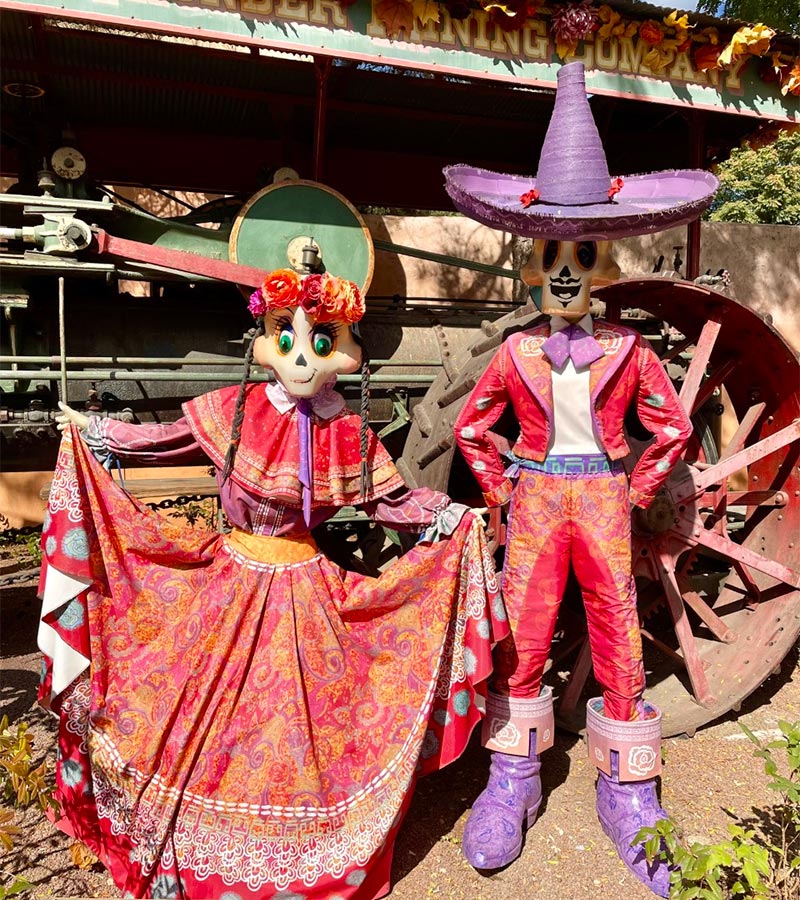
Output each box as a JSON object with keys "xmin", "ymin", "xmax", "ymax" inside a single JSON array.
[
  {"xmin": 314, "ymin": 323, "xmax": 340, "ymax": 338},
  {"xmin": 274, "ymin": 316, "xmax": 294, "ymax": 334}
]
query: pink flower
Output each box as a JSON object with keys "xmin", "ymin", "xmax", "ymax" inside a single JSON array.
[
  {"xmin": 300, "ymin": 273, "xmax": 324, "ymax": 318},
  {"xmin": 248, "ymin": 289, "xmax": 267, "ymax": 318}
]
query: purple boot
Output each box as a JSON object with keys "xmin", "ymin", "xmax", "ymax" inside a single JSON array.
[
  {"xmin": 462, "ymin": 688, "xmax": 554, "ymax": 871},
  {"xmin": 587, "ymin": 698, "xmax": 672, "ymax": 898}
]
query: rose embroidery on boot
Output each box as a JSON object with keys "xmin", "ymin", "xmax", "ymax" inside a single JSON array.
[
  {"xmin": 489, "ymin": 720, "xmax": 521, "ymax": 750},
  {"xmin": 627, "ymin": 745, "xmax": 657, "ymax": 777}
]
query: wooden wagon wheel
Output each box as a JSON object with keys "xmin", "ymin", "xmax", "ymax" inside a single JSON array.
[{"xmin": 398, "ymin": 277, "xmax": 800, "ymax": 737}]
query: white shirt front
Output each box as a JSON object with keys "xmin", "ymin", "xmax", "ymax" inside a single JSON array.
[{"xmin": 548, "ymin": 314, "xmax": 604, "ymax": 456}]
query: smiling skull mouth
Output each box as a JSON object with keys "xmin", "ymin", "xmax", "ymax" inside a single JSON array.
[
  {"xmin": 549, "ymin": 281, "xmax": 581, "ymax": 301},
  {"xmin": 292, "ymin": 369, "xmax": 317, "ymax": 384}
]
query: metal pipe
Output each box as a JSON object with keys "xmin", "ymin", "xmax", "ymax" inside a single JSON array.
[
  {"xmin": 58, "ymin": 277, "xmax": 67, "ymax": 402},
  {"xmin": 0, "ymin": 356, "xmax": 443, "ymax": 367},
  {"xmin": 0, "ymin": 370, "xmax": 437, "ymax": 384},
  {"xmin": 0, "ymin": 227, "xmax": 24, "ymax": 240},
  {"xmin": 373, "ymin": 239, "xmax": 519, "ymax": 281}
]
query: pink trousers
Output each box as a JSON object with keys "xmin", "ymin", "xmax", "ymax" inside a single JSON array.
[{"xmin": 493, "ymin": 465, "xmax": 645, "ymax": 721}]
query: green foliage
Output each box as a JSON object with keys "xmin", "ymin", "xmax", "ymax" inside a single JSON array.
[
  {"xmin": 0, "ymin": 876, "xmax": 34, "ymax": 899},
  {"xmin": 695, "ymin": 1, "xmax": 800, "ymax": 34},
  {"xmin": 1, "ymin": 716, "xmax": 61, "ymax": 898},
  {"xmin": 0, "ymin": 715, "xmax": 59, "ymax": 841},
  {"xmin": 636, "ymin": 720, "xmax": 800, "ymax": 899},
  {"xmin": 0, "ymin": 531, "xmax": 42, "ymax": 567},
  {"xmin": 707, "ymin": 130, "xmax": 800, "ymax": 226},
  {"xmin": 166, "ymin": 499, "xmax": 216, "ymax": 530}
]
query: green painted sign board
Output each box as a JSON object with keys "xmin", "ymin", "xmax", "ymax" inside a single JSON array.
[{"xmin": 2, "ymin": 0, "xmax": 796, "ymax": 121}]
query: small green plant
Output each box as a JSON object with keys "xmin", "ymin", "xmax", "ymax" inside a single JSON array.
[
  {"xmin": 0, "ymin": 715, "xmax": 60, "ymax": 898},
  {"xmin": 166, "ymin": 499, "xmax": 216, "ymax": 530},
  {"xmin": 0, "ymin": 531, "xmax": 42, "ymax": 567},
  {"xmin": 636, "ymin": 720, "xmax": 800, "ymax": 900}
]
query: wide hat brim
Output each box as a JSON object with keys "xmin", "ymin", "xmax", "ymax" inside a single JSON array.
[{"xmin": 444, "ymin": 164, "xmax": 719, "ymax": 241}]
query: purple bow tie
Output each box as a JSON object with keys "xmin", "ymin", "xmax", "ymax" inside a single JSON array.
[
  {"xmin": 542, "ymin": 324, "xmax": 605, "ymax": 369},
  {"xmin": 296, "ymin": 398, "xmax": 313, "ymax": 527}
]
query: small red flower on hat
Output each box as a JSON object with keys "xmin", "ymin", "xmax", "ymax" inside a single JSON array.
[
  {"xmin": 520, "ymin": 188, "xmax": 540, "ymax": 208},
  {"xmin": 608, "ymin": 177, "xmax": 624, "ymax": 200}
]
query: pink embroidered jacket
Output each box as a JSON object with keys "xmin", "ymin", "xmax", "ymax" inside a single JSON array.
[{"xmin": 455, "ymin": 320, "xmax": 692, "ymax": 510}]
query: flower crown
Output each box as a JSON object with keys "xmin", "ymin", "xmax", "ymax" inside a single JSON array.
[{"xmin": 248, "ymin": 268, "xmax": 365, "ymax": 324}]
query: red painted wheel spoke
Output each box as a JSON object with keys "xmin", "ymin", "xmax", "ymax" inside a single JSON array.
[
  {"xmin": 678, "ymin": 312, "xmax": 723, "ymax": 417},
  {"xmin": 557, "ymin": 637, "xmax": 593, "ymax": 717},
  {"xmin": 680, "ymin": 524, "xmax": 800, "ymax": 589},
  {"xmin": 691, "ymin": 357, "xmax": 737, "ymax": 416},
  {"xmin": 719, "ymin": 402, "xmax": 767, "ymax": 461},
  {"xmin": 677, "ymin": 577, "xmax": 737, "ymax": 643},
  {"xmin": 730, "ymin": 559, "xmax": 763, "ymax": 604},
  {"xmin": 660, "ymin": 336, "xmax": 693, "ymax": 365},
  {"xmin": 658, "ymin": 559, "xmax": 715, "ymax": 707},
  {"xmin": 677, "ymin": 420, "xmax": 800, "ymax": 501}
]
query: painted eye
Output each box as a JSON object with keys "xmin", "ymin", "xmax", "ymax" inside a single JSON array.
[
  {"xmin": 543, "ymin": 240, "xmax": 560, "ymax": 271},
  {"xmin": 276, "ymin": 326, "xmax": 294, "ymax": 356},
  {"xmin": 575, "ymin": 241, "xmax": 598, "ymax": 271},
  {"xmin": 312, "ymin": 327, "xmax": 335, "ymax": 358}
]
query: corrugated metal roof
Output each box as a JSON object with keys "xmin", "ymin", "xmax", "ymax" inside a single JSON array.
[{"xmin": 0, "ymin": 7, "xmax": 766, "ymax": 203}]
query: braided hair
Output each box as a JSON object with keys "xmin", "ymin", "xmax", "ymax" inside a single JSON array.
[
  {"xmin": 222, "ymin": 318, "xmax": 266, "ymax": 484},
  {"xmin": 351, "ymin": 327, "xmax": 371, "ymax": 501}
]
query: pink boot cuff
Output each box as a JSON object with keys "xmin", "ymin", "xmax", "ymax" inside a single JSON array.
[
  {"xmin": 586, "ymin": 697, "xmax": 662, "ymax": 781},
  {"xmin": 482, "ymin": 687, "xmax": 555, "ymax": 757}
]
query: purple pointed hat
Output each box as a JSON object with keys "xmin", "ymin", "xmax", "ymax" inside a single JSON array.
[{"xmin": 444, "ymin": 62, "xmax": 718, "ymax": 241}]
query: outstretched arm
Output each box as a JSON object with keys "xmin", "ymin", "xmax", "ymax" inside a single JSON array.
[{"xmin": 57, "ymin": 402, "xmax": 207, "ymax": 466}]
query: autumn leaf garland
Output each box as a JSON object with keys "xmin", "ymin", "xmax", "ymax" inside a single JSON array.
[{"xmin": 368, "ymin": 0, "xmax": 799, "ymax": 96}]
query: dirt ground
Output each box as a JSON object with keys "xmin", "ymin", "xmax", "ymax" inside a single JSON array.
[{"xmin": 2, "ymin": 582, "xmax": 798, "ymax": 900}]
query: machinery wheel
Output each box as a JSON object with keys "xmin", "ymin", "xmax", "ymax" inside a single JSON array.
[{"xmin": 398, "ymin": 278, "xmax": 800, "ymax": 736}]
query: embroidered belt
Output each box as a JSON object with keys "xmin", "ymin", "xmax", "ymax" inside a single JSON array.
[
  {"xmin": 226, "ymin": 528, "xmax": 318, "ymax": 564},
  {"xmin": 505, "ymin": 453, "xmax": 622, "ymax": 477}
]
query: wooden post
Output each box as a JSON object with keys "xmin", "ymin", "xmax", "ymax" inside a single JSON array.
[{"xmin": 686, "ymin": 110, "xmax": 706, "ymax": 281}]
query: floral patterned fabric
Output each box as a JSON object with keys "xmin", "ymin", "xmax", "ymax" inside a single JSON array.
[
  {"xmin": 492, "ymin": 466, "xmax": 645, "ymax": 721},
  {"xmin": 39, "ymin": 428, "xmax": 507, "ymax": 899}
]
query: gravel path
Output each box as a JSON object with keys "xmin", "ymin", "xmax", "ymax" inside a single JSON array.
[{"xmin": 2, "ymin": 584, "xmax": 798, "ymax": 899}]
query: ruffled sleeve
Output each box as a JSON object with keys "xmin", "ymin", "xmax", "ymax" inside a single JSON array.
[{"xmin": 84, "ymin": 416, "xmax": 207, "ymax": 466}]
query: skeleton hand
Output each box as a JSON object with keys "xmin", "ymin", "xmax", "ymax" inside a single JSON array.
[
  {"xmin": 56, "ymin": 401, "xmax": 90, "ymax": 432},
  {"xmin": 472, "ymin": 506, "xmax": 490, "ymax": 528}
]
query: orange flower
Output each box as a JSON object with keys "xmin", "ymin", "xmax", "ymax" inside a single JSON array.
[
  {"xmin": 261, "ymin": 268, "xmax": 302, "ymax": 310},
  {"xmin": 639, "ymin": 19, "xmax": 664, "ymax": 46},
  {"xmin": 317, "ymin": 275, "xmax": 365, "ymax": 323}
]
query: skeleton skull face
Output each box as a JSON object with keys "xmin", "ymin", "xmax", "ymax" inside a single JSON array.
[
  {"xmin": 253, "ymin": 306, "xmax": 362, "ymax": 398},
  {"xmin": 521, "ymin": 239, "xmax": 620, "ymax": 320}
]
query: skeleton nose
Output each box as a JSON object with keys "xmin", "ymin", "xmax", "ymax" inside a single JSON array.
[
  {"xmin": 295, "ymin": 353, "xmax": 308, "ymax": 367},
  {"xmin": 558, "ymin": 265, "xmax": 572, "ymax": 278}
]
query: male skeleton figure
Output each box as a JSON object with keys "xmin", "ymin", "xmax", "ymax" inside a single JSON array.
[{"xmin": 445, "ymin": 62, "xmax": 719, "ymax": 896}]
